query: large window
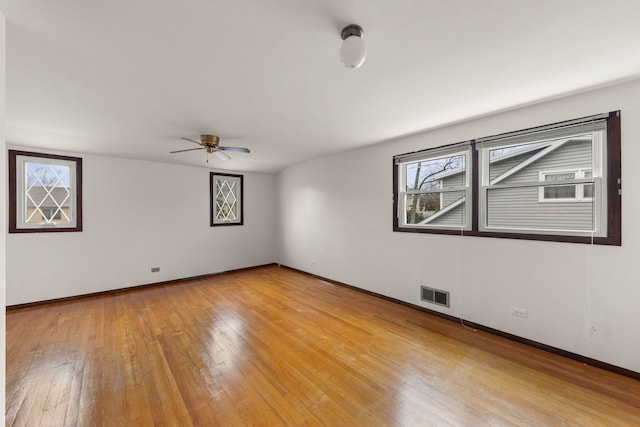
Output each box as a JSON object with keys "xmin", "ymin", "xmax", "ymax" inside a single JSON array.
[
  {"xmin": 9, "ymin": 150, "xmax": 83, "ymax": 233},
  {"xmin": 393, "ymin": 111, "xmax": 621, "ymax": 245},
  {"xmin": 210, "ymin": 172, "xmax": 243, "ymax": 226}
]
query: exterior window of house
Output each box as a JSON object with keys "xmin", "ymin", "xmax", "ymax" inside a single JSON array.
[
  {"xmin": 539, "ymin": 169, "xmax": 593, "ymax": 202},
  {"xmin": 393, "ymin": 111, "xmax": 621, "ymax": 245},
  {"xmin": 393, "ymin": 142, "xmax": 472, "ymax": 233},
  {"xmin": 8, "ymin": 150, "xmax": 83, "ymax": 233},
  {"xmin": 210, "ymin": 172, "xmax": 243, "ymax": 226},
  {"xmin": 583, "ymin": 170, "xmax": 594, "ymax": 198}
]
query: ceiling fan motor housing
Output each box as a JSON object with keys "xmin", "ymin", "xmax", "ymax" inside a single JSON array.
[{"xmin": 201, "ymin": 134, "xmax": 220, "ymax": 146}]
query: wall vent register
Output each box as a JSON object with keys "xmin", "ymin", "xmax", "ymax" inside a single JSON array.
[{"xmin": 421, "ymin": 286, "xmax": 450, "ymax": 308}]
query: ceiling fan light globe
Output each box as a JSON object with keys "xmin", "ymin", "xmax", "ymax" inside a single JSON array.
[{"xmin": 340, "ymin": 35, "xmax": 367, "ymax": 68}]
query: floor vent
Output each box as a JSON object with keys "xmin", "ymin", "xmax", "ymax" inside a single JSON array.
[{"xmin": 421, "ymin": 286, "xmax": 450, "ymax": 308}]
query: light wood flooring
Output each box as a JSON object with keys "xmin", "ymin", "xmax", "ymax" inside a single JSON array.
[{"xmin": 6, "ymin": 265, "xmax": 640, "ymax": 426}]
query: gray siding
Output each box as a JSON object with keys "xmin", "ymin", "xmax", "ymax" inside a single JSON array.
[
  {"xmin": 429, "ymin": 202, "xmax": 466, "ymax": 227},
  {"xmin": 489, "ymin": 149, "xmax": 543, "ymax": 181},
  {"xmin": 486, "ymin": 140, "xmax": 595, "ymax": 231},
  {"xmin": 426, "ymin": 171, "xmax": 466, "ymax": 227},
  {"xmin": 487, "ymin": 187, "xmax": 594, "ymax": 230},
  {"xmin": 441, "ymin": 173, "xmax": 464, "ymax": 207},
  {"xmin": 498, "ymin": 140, "xmax": 592, "ymax": 185}
]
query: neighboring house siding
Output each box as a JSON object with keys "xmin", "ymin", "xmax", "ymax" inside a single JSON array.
[
  {"xmin": 427, "ymin": 172, "xmax": 465, "ymax": 226},
  {"xmin": 487, "ymin": 140, "xmax": 594, "ymax": 231},
  {"xmin": 489, "ymin": 149, "xmax": 543, "ymax": 181},
  {"xmin": 429, "ymin": 203, "xmax": 466, "ymax": 227},
  {"xmin": 441, "ymin": 173, "xmax": 464, "ymax": 207},
  {"xmin": 498, "ymin": 140, "xmax": 591, "ymax": 184},
  {"xmin": 25, "ymin": 207, "xmax": 71, "ymax": 222},
  {"xmin": 24, "ymin": 186, "xmax": 71, "ymax": 224}
]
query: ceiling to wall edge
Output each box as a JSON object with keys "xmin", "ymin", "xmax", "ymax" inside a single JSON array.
[{"xmin": 6, "ymin": 74, "xmax": 640, "ymax": 176}]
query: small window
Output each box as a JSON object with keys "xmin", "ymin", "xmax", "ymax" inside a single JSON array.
[
  {"xmin": 539, "ymin": 169, "xmax": 593, "ymax": 202},
  {"xmin": 583, "ymin": 170, "xmax": 594, "ymax": 199},
  {"xmin": 210, "ymin": 173, "xmax": 243, "ymax": 226},
  {"xmin": 394, "ymin": 142, "xmax": 472, "ymax": 233},
  {"xmin": 9, "ymin": 150, "xmax": 83, "ymax": 233}
]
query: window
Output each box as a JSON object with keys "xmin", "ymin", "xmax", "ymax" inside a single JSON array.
[
  {"xmin": 210, "ymin": 173, "xmax": 243, "ymax": 226},
  {"xmin": 393, "ymin": 111, "xmax": 621, "ymax": 245},
  {"xmin": 477, "ymin": 116, "xmax": 609, "ymax": 239},
  {"xmin": 9, "ymin": 150, "xmax": 83, "ymax": 233},
  {"xmin": 394, "ymin": 142, "xmax": 472, "ymax": 232},
  {"xmin": 539, "ymin": 169, "xmax": 593, "ymax": 202}
]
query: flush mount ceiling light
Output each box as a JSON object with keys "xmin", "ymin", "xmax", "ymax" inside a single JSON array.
[{"xmin": 340, "ymin": 24, "xmax": 367, "ymax": 69}]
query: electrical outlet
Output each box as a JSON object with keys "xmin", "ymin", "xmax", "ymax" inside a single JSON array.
[
  {"xmin": 151, "ymin": 267, "xmax": 160, "ymax": 273},
  {"xmin": 511, "ymin": 307, "xmax": 528, "ymax": 318}
]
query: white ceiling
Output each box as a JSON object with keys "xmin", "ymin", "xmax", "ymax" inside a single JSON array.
[{"xmin": 2, "ymin": 0, "xmax": 640, "ymax": 173}]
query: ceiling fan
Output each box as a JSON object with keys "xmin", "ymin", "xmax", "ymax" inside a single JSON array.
[{"xmin": 170, "ymin": 134, "xmax": 250, "ymax": 162}]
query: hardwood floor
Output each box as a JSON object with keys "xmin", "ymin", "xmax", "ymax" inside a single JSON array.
[{"xmin": 6, "ymin": 265, "xmax": 640, "ymax": 426}]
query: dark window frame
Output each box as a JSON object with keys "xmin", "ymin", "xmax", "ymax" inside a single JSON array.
[
  {"xmin": 210, "ymin": 172, "xmax": 244, "ymax": 227},
  {"xmin": 392, "ymin": 141, "xmax": 474, "ymax": 236},
  {"xmin": 393, "ymin": 111, "xmax": 622, "ymax": 246},
  {"xmin": 8, "ymin": 150, "xmax": 83, "ymax": 233}
]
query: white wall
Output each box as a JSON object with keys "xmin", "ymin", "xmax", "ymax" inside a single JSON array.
[
  {"xmin": 1, "ymin": 9, "xmax": 7, "ymax": 419},
  {"xmin": 6, "ymin": 152, "xmax": 277, "ymax": 305},
  {"xmin": 277, "ymin": 77, "xmax": 640, "ymax": 373}
]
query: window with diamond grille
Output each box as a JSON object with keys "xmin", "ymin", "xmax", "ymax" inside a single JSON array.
[
  {"xmin": 9, "ymin": 150, "xmax": 83, "ymax": 233},
  {"xmin": 210, "ymin": 173, "xmax": 243, "ymax": 226}
]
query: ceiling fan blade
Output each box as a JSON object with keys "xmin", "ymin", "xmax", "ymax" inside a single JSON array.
[
  {"xmin": 219, "ymin": 146, "xmax": 250, "ymax": 153},
  {"xmin": 170, "ymin": 147, "xmax": 205, "ymax": 153},
  {"xmin": 214, "ymin": 150, "xmax": 231, "ymax": 161},
  {"xmin": 181, "ymin": 137, "xmax": 203, "ymax": 146}
]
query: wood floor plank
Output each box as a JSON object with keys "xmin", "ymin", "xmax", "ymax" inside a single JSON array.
[{"xmin": 6, "ymin": 265, "xmax": 640, "ymax": 426}]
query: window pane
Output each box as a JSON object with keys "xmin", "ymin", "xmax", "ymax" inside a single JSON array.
[
  {"xmin": 24, "ymin": 161, "xmax": 72, "ymax": 225},
  {"xmin": 544, "ymin": 172, "xmax": 575, "ymax": 182},
  {"xmin": 490, "ymin": 136, "xmax": 592, "ymax": 185},
  {"xmin": 583, "ymin": 184, "xmax": 594, "ymax": 198},
  {"xmin": 404, "ymin": 191, "xmax": 465, "ymax": 226},
  {"xmin": 215, "ymin": 179, "xmax": 238, "ymax": 221},
  {"xmin": 489, "ymin": 142, "xmax": 548, "ymax": 182},
  {"xmin": 489, "ymin": 142, "xmax": 542, "ymax": 159},
  {"xmin": 487, "ymin": 186, "xmax": 594, "ymax": 231},
  {"xmin": 543, "ymin": 185, "xmax": 576, "ymax": 199},
  {"xmin": 405, "ymin": 154, "xmax": 465, "ymax": 192},
  {"xmin": 583, "ymin": 171, "xmax": 594, "ymax": 198}
]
